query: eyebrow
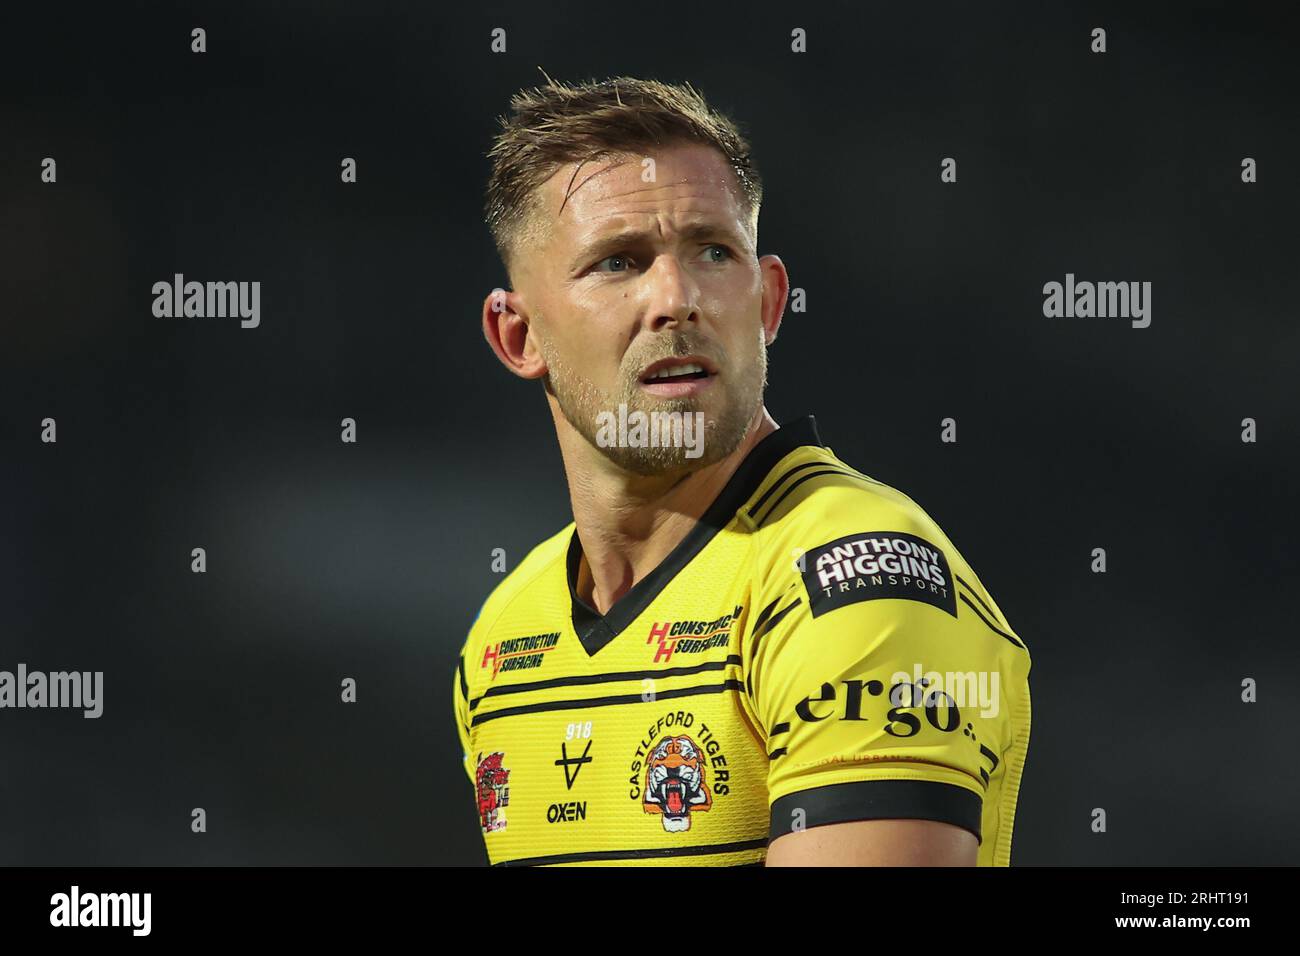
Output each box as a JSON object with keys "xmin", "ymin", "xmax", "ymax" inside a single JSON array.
[{"xmin": 568, "ymin": 221, "xmax": 744, "ymax": 272}]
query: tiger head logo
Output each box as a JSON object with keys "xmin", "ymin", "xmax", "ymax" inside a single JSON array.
[
  {"xmin": 643, "ymin": 735, "xmax": 712, "ymax": 832},
  {"xmin": 475, "ymin": 751, "xmax": 510, "ymax": 833}
]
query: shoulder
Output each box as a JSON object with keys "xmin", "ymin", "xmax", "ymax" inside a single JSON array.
[
  {"xmin": 745, "ymin": 444, "xmax": 1018, "ymax": 645},
  {"xmin": 748, "ymin": 443, "xmax": 954, "ymax": 574},
  {"xmin": 462, "ymin": 523, "xmax": 574, "ymax": 654}
]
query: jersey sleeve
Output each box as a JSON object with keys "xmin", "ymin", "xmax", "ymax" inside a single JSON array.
[{"xmin": 744, "ymin": 485, "xmax": 1028, "ymax": 846}]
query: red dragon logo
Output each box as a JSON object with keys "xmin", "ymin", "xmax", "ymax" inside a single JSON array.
[{"xmin": 475, "ymin": 751, "xmax": 510, "ymax": 833}]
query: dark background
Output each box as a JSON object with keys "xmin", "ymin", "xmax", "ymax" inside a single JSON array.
[{"xmin": 1, "ymin": 1, "xmax": 1295, "ymax": 866}]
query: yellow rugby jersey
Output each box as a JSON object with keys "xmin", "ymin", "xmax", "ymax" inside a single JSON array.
[{"xmin": 452, "ymin": 416, "xmax": 1031, "ymax": 866}]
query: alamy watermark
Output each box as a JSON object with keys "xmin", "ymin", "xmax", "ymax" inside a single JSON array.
[
  {"xmin": 1042, "ymin": 273, "xmax": 1151, "ymax": 328},
  {"xmin": 152, "ymin": 273, "xmax": 260, "ymax": 328},
  {"xmin": 595, "ymin": 403, "xmax": 705, "ymax": 459},
  {"xmin": 889, "ymin": 662, "xmax": 1000, "ymax": 718},
  {"xmin": 0, "ymin": 664, "xmax": 103, "ymax": 718},
  {"xmin": 50, "ymin": 885, "xmax": 150, "ymax": 936}
]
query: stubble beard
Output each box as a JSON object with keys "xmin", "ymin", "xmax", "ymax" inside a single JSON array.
[{"xmin": 542, "ymin": 327, "xmax": 768, "ymax": 478}]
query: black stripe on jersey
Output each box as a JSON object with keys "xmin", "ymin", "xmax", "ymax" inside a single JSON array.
[
  {"xmin": 754, "ymin": 468, "xmax": 880, "ymax": 528},
  {"xmin": 958, "ymin": 592, "xmax": 1025, "ymax": 648},
  {"xmin": 955, "ymin": 574, "xmax": 1003, "ymax": 626},
  {"xmin": 749, "ymin": 593, "xmax": 785, "ymax": 637},
  {"xmin": 456, "ymin": 655, "xmax": 467, "ymax": 701},
  {"xmin": 468, "ymin": 655, "xmax": 742, "ymax": 711},
  {"xmin": 744, "ymin": 591, "xmax": 801, "ymax": 724},
  {"xmin": 469, "ymin": 678, "xmax": 745, "ymax": 727},
  {"xmin": 493, "ymin": 837, "xmax": 768, "ymax": 867},
  {"xmin": 747, "ymin": 584, "xmax": 797, "ymax": 651},
  {"xmin": 768, "ymin": 779, "xmax": 983, "ymax": 844},
  {"xmin": 746, "ymin": 461, "xmax": 829, "ymax": 519},
  {"xmin": 746, "ymin": 597, "xmax": 802, "ymax": 692},
  {"xmin": 978, "ymin": 743, "xmax": 1000, "ymax": 787},
  {"xmin": 748, "ymin": 461, "xmax": 884, "ymax": 522},
  {"xmin": 752, "ymin": 597, "xmax": 801, "ymax": 641},
  {"xmin": 767, "ymin": 720, "xmax": 791, "ymax": 758}
]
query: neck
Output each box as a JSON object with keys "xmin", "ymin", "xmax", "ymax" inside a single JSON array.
[{"xmin": 556, "ymin": 404, "xmax": 778, "ymax": 615}]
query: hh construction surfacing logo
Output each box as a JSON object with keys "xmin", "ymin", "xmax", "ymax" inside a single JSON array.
[
  {"xmin": 480, "ymin": 632, "xmax": 560, "ymax": 680},
  {"xmin": 644, "ymin": 606, "xmax": 742, "ymax": 663}
]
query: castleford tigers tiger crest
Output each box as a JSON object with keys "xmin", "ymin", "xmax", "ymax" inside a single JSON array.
[
  {"xmin": 642, "ymin": 735, "xmax": 712, "ymax": 832},
  {"xmin": 475, "ymin": 751, "xmax": 510, "ymax": 833}
]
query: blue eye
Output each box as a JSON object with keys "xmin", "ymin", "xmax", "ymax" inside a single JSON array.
[
  {"xmin": 594, "ymin": 254, "xmax": 633, "ymax": 273},
  {"xmin": 591, "ymin": 245, "xmax": 731, "ymax": 275}
]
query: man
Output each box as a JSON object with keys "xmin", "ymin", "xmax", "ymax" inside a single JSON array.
[{"xmin": 454, "ymin": 74, "xmax": 1031, "ymax": 866}]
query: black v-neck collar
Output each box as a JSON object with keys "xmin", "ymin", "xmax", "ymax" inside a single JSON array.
[{"xmin": 565, "ymin": 415, "xmax": 824, "ymax": 656}]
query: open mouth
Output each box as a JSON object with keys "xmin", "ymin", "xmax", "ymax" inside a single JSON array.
[
  {"xmin": 664, "ymin": 779, "xmax": 685, "ymax": 815},
  {"xmin": 639, "ymin": 356, "xmax": 718, "ymax": 386}
]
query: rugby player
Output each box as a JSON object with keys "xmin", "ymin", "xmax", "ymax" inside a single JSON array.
[{"xmin": 454, "ymin": 74, "xmax": 1031, "ymax": 866}]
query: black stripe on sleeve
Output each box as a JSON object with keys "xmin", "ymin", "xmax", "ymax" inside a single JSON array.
[
  {"xmin": 754, "ymin": 469, "xmax": 879, "ymax": 527},
  {"xmin": 744, "ymin": 595, "xmax": 804, "ymax": 739},
  {"xmin": 749, "ymin": 593, "xmax": 785, "ymax": 637},
  {"xmin": 746, "ymin": 461, "xmax": 828, "ymax": 519},
  {"xmin": 748, "ymin": 461, "xmax": 885, "ymax": 522},
  {"xmin": 958, "ymin": 592, "xmax": 1025, "ymax": 648},
  {"xmin": 457, "ymin": 655, "xmax": 467, "ymax": 701},
  {"xmin": 752, "ymin": 598, "xmax": 802, "ymax": 642},
  {"xmin": 744, "ymin": 598, "xmax": 804, "ymax": 725},
  {"xmin": 954, "ymin": 574, "xmax": 1003, "ymax": 626},
  {"xmin": 768, "ymin": 779, "xmax": 983, "ymax": 844}
]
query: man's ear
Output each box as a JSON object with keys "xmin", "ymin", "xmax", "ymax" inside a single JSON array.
[
  {"xmin": 758, "ymin": 253, "xmax": 789, "ymax": 346},
  {"xmin": 482, "ymin": 287, "xmax": 547, "ymax": 380}
]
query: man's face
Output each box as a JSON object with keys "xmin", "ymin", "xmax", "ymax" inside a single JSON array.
[{"xmin": 514, "ymin": 142, "xmax": 771, "ymax": 476}]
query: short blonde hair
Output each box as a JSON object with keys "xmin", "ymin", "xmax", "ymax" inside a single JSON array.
[{"xmin": 484, "ymin": 71, "xmax": 763, "ymax": 282}]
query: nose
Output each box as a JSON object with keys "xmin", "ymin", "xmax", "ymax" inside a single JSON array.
[{"xmin": 642, "ymin": 254, "xmax": 700, "ymax": 332}]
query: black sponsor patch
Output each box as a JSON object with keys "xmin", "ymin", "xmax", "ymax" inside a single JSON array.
[{"xmin": 800, "ymin": 530, "xmax": 957, "ymax": 619}]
